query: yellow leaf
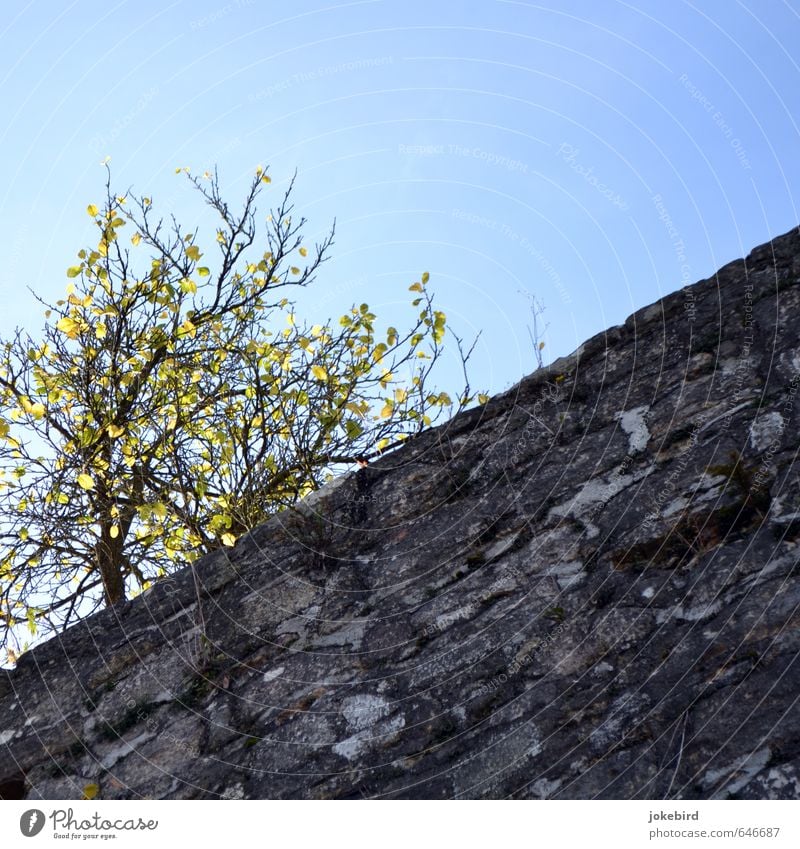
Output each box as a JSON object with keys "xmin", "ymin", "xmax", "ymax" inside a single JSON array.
[
  {"xmin": 220, "ymin": 533, "xmax": 236, "ymax": 547},
  {"xmin": 19, "ymin": 398, "xmax": 45, "ymax": 419},
  {"xmin": 56, "ymin": 316, "xmax": 81, "ymax": 339},
  {"xmin": 421, "ymin": 272, "xmax": 430, "ymax": 284},
  {"xmin": 95, "ymin": 322, "xmax": 107, "ymax": 339},
  {"xmin": 177, "ymin": 318, "xmax": 196, "ymax": 338},
  {"xmin": 197, "ymin": 266, "xmax": 210, "ymax": 277},
  {"xmin": 186, "ymin": 245, "xmax": 201, "ymax": 261},
  {"xmin": 106, "ymin": 423, "xmax": 124, "ymax": 438},
  {"xmin": 87, "ymin": 204, "xmax": 98, "ymax": 217},
  {"xmin": 131, "ymin": 232, "xmax": 142, "ymax": 246},
  {"xmin": 394, "ymin": 388, "xmax": 408, "ymax": 404},
  {"xmin": 82, "ymin": 783, "xmax": 99, "ymax": 800},
  {"xmin": 380, "ymin": 402, "xmax": 394, "ymax": 419},
  {"xmin": 77, "ymin": 473, "xmax": 94, "ymax": 490},
  {"xmin": 478, "ymin": 393, "xmax": 490, "ymax": 405},
  {"xmin": 261, "ymin": 175, "xmax": 271, "ymax": 184},
  {"xmin": 345, "ymin": 402, "xmax": 365, "ymax": 418},
  {"xmin": 290, "ymin": 266, "xmax": 300, "ymax": 275},
  {"xmin": 311, "ymin": 365, "xmax": 327, "ymax": 381},
  {"xmin": 66, "ymin": 265, "xmax": 82, "ymax": 278},
  {"xmin": 299, "ymin": 246, "xmax": 308, "ymax": 257},
  {"xmin": 409, "ymin": 282, "xmax": 423, "ymax": 293},
  {"xmin": 376, "ymin": 438, "xmax": 390, "ymax": 452}
]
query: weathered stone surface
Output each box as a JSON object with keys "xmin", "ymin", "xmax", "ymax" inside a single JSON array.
[{"xmin": 2, "ymin": 226, "xmax": 799, "ymax": 799}]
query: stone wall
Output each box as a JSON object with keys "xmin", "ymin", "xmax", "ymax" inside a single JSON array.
[{"xmin": 2, "ymin": 227, "xmax": 799, "ymax": 799}]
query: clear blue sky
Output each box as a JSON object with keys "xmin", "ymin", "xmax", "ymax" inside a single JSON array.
[{"xmin": 1, "ymin": 0, "xmax": 798, "ymax": 398}]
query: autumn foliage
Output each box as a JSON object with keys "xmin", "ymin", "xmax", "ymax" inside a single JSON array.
[{"xmin": 0, "ymin": 165, "xmax": 480, "ymax": 657}]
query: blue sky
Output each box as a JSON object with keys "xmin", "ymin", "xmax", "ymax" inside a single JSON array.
[{"xmin": 1, "ymin": 0, "xmax": 798, "ymax": 399}]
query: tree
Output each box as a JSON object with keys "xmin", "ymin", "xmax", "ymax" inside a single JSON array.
[
  {"xmin": 0, "ymin": 164, "xmax": 481, "ymax": 658},
  {"xmin": 520, "ymin": 290, "xmax": 548, "ymax": 369}
]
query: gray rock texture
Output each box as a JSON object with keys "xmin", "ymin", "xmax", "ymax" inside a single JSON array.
[{"xmin": 2, "ymin": 227, "xmax": 800, "ymax": 800}]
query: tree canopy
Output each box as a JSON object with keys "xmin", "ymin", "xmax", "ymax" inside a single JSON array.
[{"xmin": 0, "ymin": 164, "xmax": 482, "ymax": 660}]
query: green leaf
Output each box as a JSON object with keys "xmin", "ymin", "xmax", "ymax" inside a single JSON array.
[{"xmin": 344, "ymin": 419, "xmax": 363, "ymax": 439}]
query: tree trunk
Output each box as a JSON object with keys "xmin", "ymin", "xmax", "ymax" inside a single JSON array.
[{"xmin": 96, "ymin": 526, "xmax": 125, "ymax": 606}]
